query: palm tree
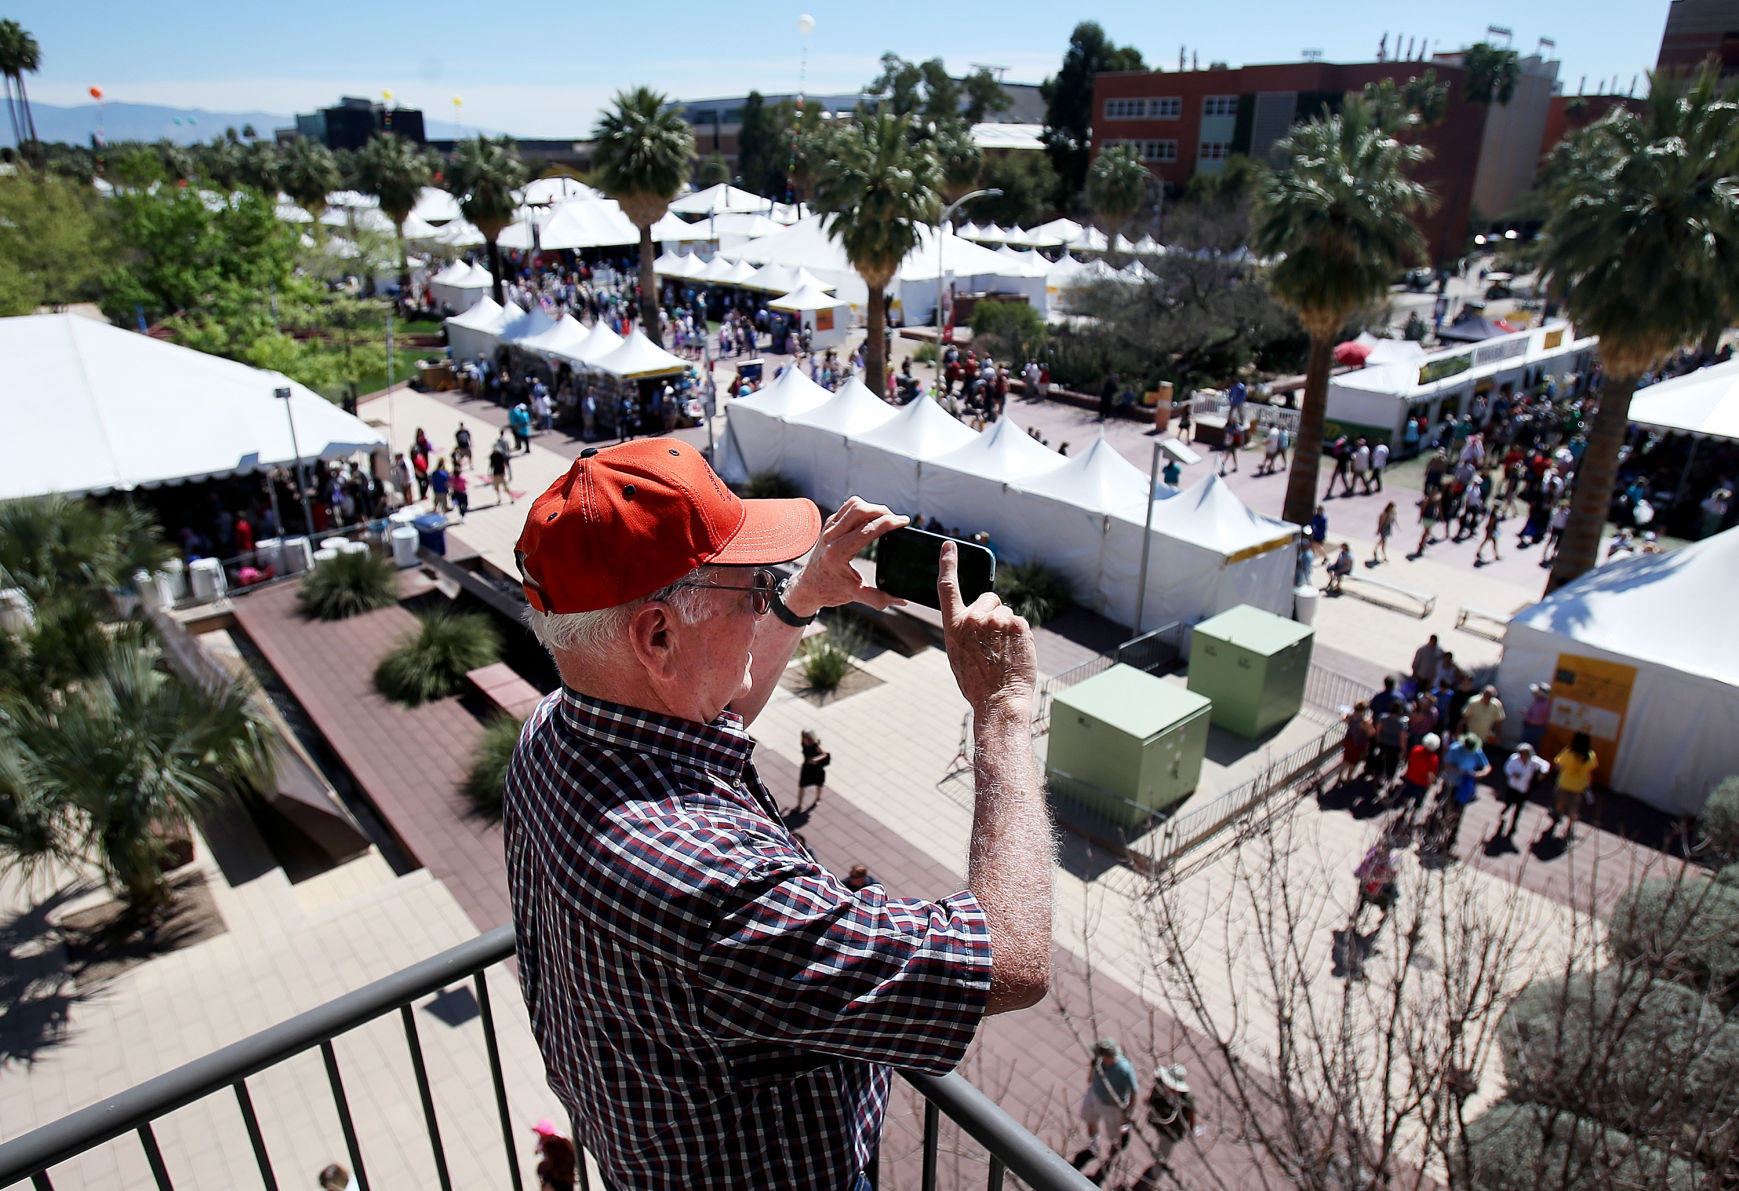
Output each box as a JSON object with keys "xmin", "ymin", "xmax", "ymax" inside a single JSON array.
[
  {"xmin": 0, "ymin": 495, "xmax": 169, "ymax": 607},
  {"xmin": 1087, "ymin": 143, "xmax": 1148, "ymax": 260},
  {"xmin": 810, "ymin": 113, "xmax": 942, "ymax": 398},
  {"xmin": 1460, "ymin": 42, "xmax": 1521, "ymax": 107},
  {"xmin": 358, "ymin": 133, "xmax": 435, "ymax": 295},
  {"xmin": 590, "ymin": 87, "xmax": 696, "ymax": 343},
  {"xmin": 1538, "ymin": 67, "xmax": 1739, "ymax": 591},
  {"xmin": 0, "ymin": 20, "xmax": 42, "ymax": 164},
  {"xmin": 1251, "ymin": 97, "xmax": 1431, "ymax": 526},
  {"xmin": 931, "ymin": 120, "xmax": 983, "ymax": 203},
  {"xmin": 238, "ymin": 139, "xmax": 282, "ymax": 195},
  {"xmin": 446, "ymin": 136, "xmax": 526, "ymax": 308},
  {"xmin": 0, "ymin": 638, "xmax": 276, "ymax": 913},
  {"xmin": 281, "ymin": 137, "xmax": 341, "ymax": 231}
]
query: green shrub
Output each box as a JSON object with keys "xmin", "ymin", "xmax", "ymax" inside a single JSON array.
[
  {"xmin": 799, "ymin": 621, "xmax": 864, "ymax": 692},
  {"xmin": 1698, "ymin": 776, "xmax": 1739, "ymax": 864},
  {"xmin": 1499, "ymin": 969, "xmax": 1739, "ymax": 1148},
  {"xmin": 297, "ymin": 549, "xmax": 398, "ymax": 621},
  {"xmin": 969, "ymin": 298, "xmax": 1047, "ymax": 362},
  {"xmin": 1719, "ymin": 862, "xmax": 1739, "ymax": 888},
  {"xmin": 909, "ymin": 341, "xmax": 939, "ymax": 364},
  {"xmin": 464, "ymin": 715, "xmax": 524, "ymax": 817},
  {"xmin": 742, "ymin": 471, "xmax": 799, "ymax": 500},
  {"xmin": 373, "ymin": 610, "xmax": 501, "ymax": 706},
  {"xmin": 993, "ymin": 560, "xmax": 1074, "ymax": 626},
  {"xmin": 1464, "ymin": 1101, "xmax": 1702, "ymax": 1190},
  {"xmin": 1607, "ymin": 877, "xmax": 1739, "ymax": 1005}
]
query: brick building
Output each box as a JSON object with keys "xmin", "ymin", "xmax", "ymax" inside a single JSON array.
[
  {"xmin": 1656, "ymin": 0, "xmax": 1739, "ymax": 76},
  {"xmin": 1090, "ymin": 55, "xmax": 1559, "ymax": 265}
]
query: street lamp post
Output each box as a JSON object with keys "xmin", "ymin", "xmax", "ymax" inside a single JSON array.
[
  {"xmin": 275, "ymin": 385, "xmax": 316, "ymax": 535},
  {"xmin": 934, "ymin": 188, "xmax": 1002, "ymax": 389}
]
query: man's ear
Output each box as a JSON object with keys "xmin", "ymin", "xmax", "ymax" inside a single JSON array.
[{"xmin": 626, "ymin": 600, "xmax": 679, "ymax": 681}]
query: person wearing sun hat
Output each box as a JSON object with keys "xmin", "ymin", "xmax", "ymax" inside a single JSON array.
[
  {"xmin": 1146, "ymin": 1063, "xmax": 1200, "ymax": 1168},
  {"xmin": 502, "ymin": 439, "xmax": 1053, "ymax": 1191}
]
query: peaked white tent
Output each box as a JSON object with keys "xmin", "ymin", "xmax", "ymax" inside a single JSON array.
[
  {"xmin": 1, "ymin": 314, "xmax": 385, "ymax": 500},
  {"xmin": 654, "ymin": 250, "xmax": 706, "ymax": 279},
  {"xmin": 849, "ymin": 396, "xmax": 979, "ymax": 512},
  {"xmin": 696, "ymin": 255, "xmax": 747, "ymax": 284},
  {"xmin": 516, "ymin": 313, "xmax": 593, "ymax": 364},
  {"xmin": 1627, "ymin": 357, "xmax": 1739, "ymax": 441},
  {"xmin": 920, "ymin": 417, "xmax": 1066, "ymax": 544},
  {"xmin": 720, "ymin": 365, "xmax": 834, "ymax": 480},
  {"xmin": 1008, "ymin": 437, "xmax": 1160, "ymax": 614},
  {"xmin": 769, "ymin": 282, "xmax": 845, "ymax": 312},
  {"xmin": 591, "ymin": 330, "xmax": 689, "ymax": 379},
  {"xmin": 1496, "ymin": 527, "xmax": 1739, "ymax": 814},
  {"xmin": 445, "ymin": 297, "xmax": 523, "ymax": 361},
  {"xmin": 538, "ymin": 198, "xmax": 640, "ymax": 250},
  {"xmin": 521, "ymin": 177, "xmax": 598, "ymax": 204},
  {"xmin": 649, "ymin": 211, "xmax": 712, "ymax": 245},
  {"xmin": 409, "ymin": 186, "xmax": 462, "ymax": 225},
  {"xmin": 431, "ymin": 262, "xmax": 492, "ymax": 312},
  {"xmin": 499, "ymin": 306, "xmax": 560, "ymax": 349},
  {"xmin": 432, "ymin": 220, "xmax": 485, "ymax": 248},
  {"xmin": 670, "ymin": 183, "xmax": 775, "ymax": 216},
  {"xmin": 570, "ymin": 323, "xmax": 624, "ymax": 368},
  {"xmin": 782, "ymin": 380, "xmax": 899, "ymax": 507}
]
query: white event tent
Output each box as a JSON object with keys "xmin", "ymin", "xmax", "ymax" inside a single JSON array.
[
  {"xmin": 430, "ymin": 262, "xmax": 492, "ymax": 312},
  {"xmin": 591, "ymin": 330, "xmax": 689, "ymax": 380},
  {"xmin": 1627, "ymin": 357, "xmax": 1739, "ymax": 441},
  {"xmin": 721, "ymin": 395, "xmax": 1300, "ymax": 632},
  {"xmin": 654, "ymin": 251, "xmax": 706, "ymax": 279},
  {"xmin": 499, "ymin": 306, "xmax": 559, "ymax": 350},
  {"xmin": 445, "ymin": 298, "xmax": 523, "ymax": 361},
  {"xmin": 770, "ymin": 282, "xmax": 852, "ymax": 349},
  {"xmin": 409, "ymin": 186, "xmax": 461, "ymax": 225},
  {"xmin": 848, "ymin": 391, "xmax": 979, "ymax": 512},
  {"xmin": 1495, "ymin": 527, "xmax": 1739, "ymax": 815},
  {"xmin": 670, "ymin": 183, "xmax": 777, "ymax": 216},
  {"xmin": 782, "ymin": 380, "xmax": 899, "ymax": 508},
  {"xmin": 1, "ymin": 315, "xmax": 385, "ymax": 500},
  {"xmin": 515, "ymin": 313, "xmax": 593, "ymax": 365}
]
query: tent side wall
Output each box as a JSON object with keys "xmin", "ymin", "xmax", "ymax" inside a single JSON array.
[
  {"xmin": 850, "ymin": 442, "xmax": 925, "ymax": 514},
  {"xmin": 723, "ymin": 403, "xmax": 796, "ymax": 477},
  {"xmin": 1496, "ymin": 620, "xmax": 1739, "ymax": 817}
]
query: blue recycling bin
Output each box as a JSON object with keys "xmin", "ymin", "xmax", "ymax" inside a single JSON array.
[{"xmin": 413, "ymin": 513, "xmax": 447, "ymax": 556}]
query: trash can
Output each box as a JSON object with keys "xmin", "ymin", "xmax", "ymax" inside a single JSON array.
[
  {"xmin": 160, "ymin": 557, "xmax": 188, "ymax": 601},
  {"xmin": 280, "ymin": 536, "xmax": 313, "ymax": 575},
  {"xmin": 414, "ymin": 513, "xmax": 448, "ymax": 556},
  {"xmin": 189, "ymin": 557, "xmax": 227, "ymax": 603},
  {"xmin": 1293, "ymin": 585, "xmax": 1319, "ymax": 626},
  {"xmin": 312, "ymin": 546, "xmax": 340, "ymax": 566},
  {"xmin": 390, "ymin": 525, "xmax": 420, "ymax": 568},
  {"xmin": 340, "ymin": 540, "xmax": 369, "ymax": 556}
]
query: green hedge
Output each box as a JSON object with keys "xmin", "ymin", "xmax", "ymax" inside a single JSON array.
[
  {"xmin": 373, "ymin": 611, "xmax": 501, "ymax": 707},
  {"xmin": 297, "ymin": 549, "xmax": 398, "ymax": 621},
  {"xmin": 992, "ymin": 560, "xmax": 1074, "ymax": 627},
  {"xmin": 464, "ymin": 716, "xmax": 523, "ymax": 817},
  {"xmin": 1699, "ymin": 776, "xmax": 1739, "ymax": 865},
  {"xmin": 1607, "ymin": 877, "xmax": 1739, "ymax": 1004},
  {"xmin": 1499, "ymin": 970, "xmax": 1739, "ymax": 1150},
  {"xmin": 1465, "ymin": 1102, "xmax": 1702, "ymax": 1190}
]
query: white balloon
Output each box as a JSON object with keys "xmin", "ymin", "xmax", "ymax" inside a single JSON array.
[{"xmin": 797, "ymin": 13, "xmax": 815, "ymax": 35}]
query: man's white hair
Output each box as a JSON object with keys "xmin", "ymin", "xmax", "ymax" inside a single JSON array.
[{"xmin": 527, "ymin": 564, "xmax": 721, "ymax": 659}]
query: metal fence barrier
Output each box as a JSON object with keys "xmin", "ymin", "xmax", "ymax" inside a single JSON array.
[{"xmin": 0, "ymin": 929, "xmax": 1091, "ymax": 1191}]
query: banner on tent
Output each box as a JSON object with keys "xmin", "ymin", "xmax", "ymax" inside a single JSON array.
[
  {"xmin": 1223, "ymin": 535, "xmax": 1296, "ymax": 566},
  {"xmin": 1543, "ymin": 653, "xmax": 1636, "ymax": 786}
]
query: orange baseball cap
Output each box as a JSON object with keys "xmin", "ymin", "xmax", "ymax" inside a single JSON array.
[{"xmin": 514, "ymin": 439, "xmax": 820, "ymax": 614}]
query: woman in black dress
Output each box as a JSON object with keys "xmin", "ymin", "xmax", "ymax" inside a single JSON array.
[{"xmin": 796, "ymin": 730, "xmax": 830, "ymax": 813}]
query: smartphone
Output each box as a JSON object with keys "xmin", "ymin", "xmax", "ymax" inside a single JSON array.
[{"xmin": 875, "ymin": 526, "xmax": 995, "ymax": 611}]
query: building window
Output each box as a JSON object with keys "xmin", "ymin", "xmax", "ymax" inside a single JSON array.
[
  {"xmin": 1105, "ymin": 98, "xmax": 1144, "ymax": 119},
  {"xmin": 1153, "ymin": 96, "xmax": 1181, "ymax": 118},
  {"xmin": 1141, "ymin": 140, "xmax": 1177, "ymax": 161},
  {"xmin": 1202, "ymin": 96, "xmax": 1238, "ymax": 118},
  {"xmin": 722, "ymin": 108, "xmax": 742, "ymax": 124},
  {"xmin": 1199, "ymin": 141, "xmax": 1232, "ymax": 160}
]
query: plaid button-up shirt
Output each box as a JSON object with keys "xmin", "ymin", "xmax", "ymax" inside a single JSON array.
[{"xmin": 504, "ymin": 690, "xmax": 993, "ymax": 1190}]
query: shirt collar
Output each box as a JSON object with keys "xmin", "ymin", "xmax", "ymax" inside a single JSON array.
[{"xmin": 558, "ymin": 688, "xmax": 754, "ymax": 781}]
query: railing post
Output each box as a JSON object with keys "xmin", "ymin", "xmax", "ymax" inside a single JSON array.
[
  {"xmin": 320, "ymin": 1041, "xmax": 371, "ymax": 1191},
  {"xmin": 232, "ymin": 1080, "xmax": 279, "ymax": 1191},
  {"xmin": 472, "ymin": 973, "xmax": 526, "ymax": 1191},
  {"xmin": 399, "ymin": 1006, "xmax": 454, "ymax": 1191}
]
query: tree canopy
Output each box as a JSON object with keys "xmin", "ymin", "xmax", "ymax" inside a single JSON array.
[
  {"xmin": 867, "ymin": 54, "xmax": 1009, "ymax": 125},
  {"xmin": 1461, "ymin": 42, "xmax": 1522, "ymax": 106},
  {"xmin": 1042, "ymin": 22, "xmax": 1146, "ymax": 199},
  {"xmin": 0, "ymin": 175, "xmax": 118, "ymax": 315}
]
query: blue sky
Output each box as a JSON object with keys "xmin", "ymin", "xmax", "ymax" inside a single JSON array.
[{"xmin": 11, "ymin": 0, "xmax": 1673, "ymax": 136}]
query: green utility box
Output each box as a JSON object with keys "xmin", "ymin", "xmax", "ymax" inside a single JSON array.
[
  {"xmin": 1187, "ymin": 604, "xmax": 1314, "ymax": 738},
  {"xmin": 1046, "ymin": 664, "xmax": 1212, "ymax": 830}
]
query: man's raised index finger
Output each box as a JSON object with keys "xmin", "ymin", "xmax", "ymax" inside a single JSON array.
[{"xmin": 937, "ymin": 540, "xmax": 965, "ymax": 626}]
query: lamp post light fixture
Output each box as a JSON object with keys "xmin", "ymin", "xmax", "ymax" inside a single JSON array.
[
  {"xmin": 275, "ymin": 385, "xmax": 315, "ymax": 536},
  {"xmin": 934, "ymin": 188, "xmax": 1002, "ymax": 387}
]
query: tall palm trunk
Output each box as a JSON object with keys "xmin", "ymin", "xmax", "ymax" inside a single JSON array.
[
  {"xmin": 637, "ymin": 227, "xmax": 660, "ymax": 342},
  {"xmin": 864, "ymin": 273, "xmax": 891, "ymax": 399},
  {"xmin": 18, "ymin": 73, "xmax": 37, "ymax": 161},
  {"xmin": 485, "ymin": 238, "xmax": 505, "ymax": 307},
  {"xmin": 1282, "ymin": 333, "xmax": 1335, "ymax": 525},
  {"xmin": 394, "ymin": 223, "xmax": 410, "ymax": 298},
  {"xmin": 1546, "ymin": 371, "xmax": 1639, "ymax": 592},
  {"xmin": 2, "ymin": 75, "xmax": 18, "ymax": 151}
]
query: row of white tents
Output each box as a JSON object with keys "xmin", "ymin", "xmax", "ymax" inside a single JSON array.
[
  {"xmin": 444, "ymin": 299, "xmax": 692, "ymax": 380},
  {"xmin": 716, "ymin": 367, "xmax": 1298, "ymax": 633}
]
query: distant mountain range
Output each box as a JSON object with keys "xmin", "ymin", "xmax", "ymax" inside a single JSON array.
[{"xmin": 2, "ymin": 102, "xmax": 481, "ymax": 148}]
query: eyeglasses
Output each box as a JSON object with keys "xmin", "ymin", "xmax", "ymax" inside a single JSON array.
[{"xmin": 664, "ymin": 569, "xmax": 776, "ymax": 616}]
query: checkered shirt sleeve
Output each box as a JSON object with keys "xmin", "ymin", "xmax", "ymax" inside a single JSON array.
[{"xmin": 503, "ymin": 690, "xmax": 992, "ymax": 1191}]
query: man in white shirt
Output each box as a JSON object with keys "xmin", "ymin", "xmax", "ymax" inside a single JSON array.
[
  {"xmin": 1350, "ymin": 439, "xmax": 1372, "ymax": 492},
  {"xmin": 1365, "ymin": 441, "xmax": 1389, "ymax": 493},
  {"xmin": 1499, "ymin": 744, "xmax": 1551, "ymax": 837}
]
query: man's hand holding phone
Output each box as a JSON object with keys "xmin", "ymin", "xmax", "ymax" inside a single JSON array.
[{"xmin": 938, "ymin": 541, "xmax": 1036, "ymax": 724}]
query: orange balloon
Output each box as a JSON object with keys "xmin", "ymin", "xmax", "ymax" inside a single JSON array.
[{"xmin": 89, "ymin": 85, "xmax": 104, "ymax": 100}]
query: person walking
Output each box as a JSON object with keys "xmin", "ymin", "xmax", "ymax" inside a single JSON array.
[
  {"xmin": 429, "ymin": 457, "xmax": 451, "ymax": 514},
  {"xmin": 1261, "ymin": 424, "xmax": 1283, "ymax": 475},
  {"xmin": 1498, "ymin": 743, "xmax": 1551, "ymax": 838},
  {"xmin": 532, "ymin": 1119, "xmax": 576, "ymax": 1191},
  {"xmin": 794, "ymin": 729, "xmax": 831, "ymax": 813},
  {"xmin": 451, "ymin": 469, "xmax": 469, "ymax": 520},
  {"xmin": 489, "ymin": 443, "xmax": 514, "ymax": 506},
  {"xmin": 1396, "ymin": 733, "xmax": 1442, "ymax": 823},
  {"xmin": 1549, "ymin": 732, "xmax": 1598, "ymax": 841},
  {"xmin": 1429, "ymin": 733, "xmax": 1490, "ymax": 854},
  {"xmin": 453, "ymin": 423, "xmax": 474, "ymax": 472},
  {"xmin": 1372, "ymin": 501, "xmax": 1398, "ymax": 564},
  {"xmin": 1218, "ymin": 421, "xmax": 1241, "ymax": 475},
  {"xmin": 1337, "ymin": 701, "xmax": 1373, "ymax": 788},
  {"xmin": 1077, "ymin": 1039, "xmax": 1138, "ymax": 1172},
  {"xmin": 1364, "ymin": 439, "xmax": 1388, "ymax": 493},
  {"xmin": 1474, "ymin": 502, "xmax": 1504, "ymax": 564},
  {"xmin": 1414, "ymin": 489, "xmax": 1442, "ymax": 555},
  {"xmin": 1519, "ymin": 682, "xmax": 1552, "ymax": 748},
  {"xmin": 1369, "ymin": 699, "xmax": 1410, "ymax": 792},
  {"xmin": 1145, "ymin": 1064, "xmax": 1201, "ymax": 1173},
  {"xmin": 510, "ymin": 403, "xmax": 534, "ymax": 453},
  {"xmin": 391, "ymin": 453, "xmax": 414, "ymax": 507}
]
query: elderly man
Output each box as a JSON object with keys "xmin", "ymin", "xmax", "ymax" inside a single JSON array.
[{"xmin": 503, "ymin": 439, "xmax": 1052, "ymax": 1190}]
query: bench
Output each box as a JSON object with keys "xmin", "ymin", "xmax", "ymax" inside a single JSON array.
[
  {"xmin": 1340, "ymin": 573, "xmax": 1437, "ymax": 619},
  {"xmin": 466, "ymin": 663, "xmax": 544, "ymax": 721},
  {"xmin": 1455, "ymin": 604, "xmax": 1512, "ymax": 641}
]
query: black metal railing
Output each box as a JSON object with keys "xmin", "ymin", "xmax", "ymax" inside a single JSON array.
[{"xmin": 0, "ymin": 928, "xmax": 1092, "ymax": 1191}]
